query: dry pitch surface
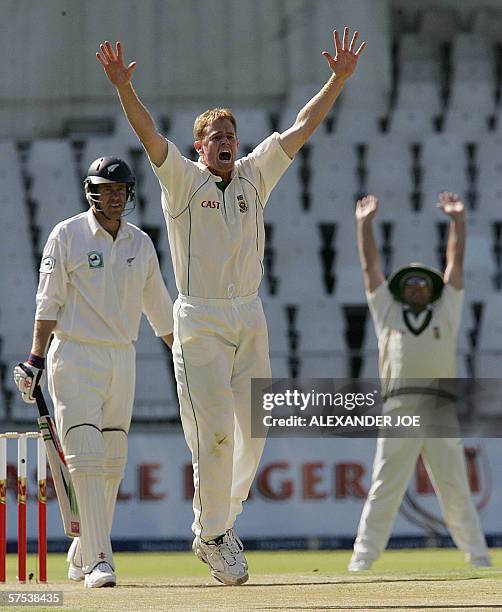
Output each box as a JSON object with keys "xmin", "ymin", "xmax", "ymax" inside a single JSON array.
[{"xmin": 1, "ymin": 549, "xmax": 501, "ymax": 612}]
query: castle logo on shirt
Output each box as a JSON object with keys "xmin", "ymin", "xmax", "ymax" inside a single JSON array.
[
  {"xmin": 39, "ymin": 255, "xmax": 55, "ymax": 274},
  {"xmin": 88, "ymin": 251, "xmax": 104, "ymax": 268}
]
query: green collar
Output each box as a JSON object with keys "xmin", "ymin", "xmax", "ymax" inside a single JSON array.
[
  {"xmin": 402, "ymin": 307, "xmax": 433, "ymax": 336},
  {"xmin": 215, "ymin": 180, "xmax": 227, "ymax": 192}
]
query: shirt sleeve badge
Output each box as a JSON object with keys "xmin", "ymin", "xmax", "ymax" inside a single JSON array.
[{"xmin": 39, "ymin": 255, "xmax": 56, "ymax": 274}]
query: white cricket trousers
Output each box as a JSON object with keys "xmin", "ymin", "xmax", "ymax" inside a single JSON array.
[
  {"xmin": 173, "ymin": 293, "xmax": 270, "ymax": 540},
  {"xmin": 47, "ymin": 336, "xmax": 135, "ymax": 572},
  {"xmin": 353, "ymin": 434, "xmax": 489, "ymax": 562}
]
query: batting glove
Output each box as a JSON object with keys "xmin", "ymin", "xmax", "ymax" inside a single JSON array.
[{"xmin": 13, "ymin": 356, "xmax": 45, "ymax": 404}]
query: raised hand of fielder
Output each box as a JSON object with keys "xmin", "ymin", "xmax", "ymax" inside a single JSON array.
[
  {"xmin": 322, "ymin": 26, "xmax": 366, "ymax": 81},
  {"xmin": 355, "ymin": 194, "xmax": 379, "ymax": 222},
  {"xmin": 436, "ymin": 192, "xmax": 465, "ymax": 220},
  {"xmin": 96, "ymin": 41, "xmax": 137, "ymax": 87}
]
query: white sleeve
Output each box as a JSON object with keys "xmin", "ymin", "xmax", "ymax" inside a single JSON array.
[
  {"xmin": 149, "ymin": 138, "xmax": 199, "ymax": 217},
  {"xmin": 440, "ymin": 284, "xmax": 464, "ymax": 335},
  {"xmin": 366, "ymin": 282, "xmax": 394, "ymax": 337},
  {"xmin": 142, "ymin": 246, "xmax": 174, "ymax": 337},
  {"xmin": 35, "ymin": 233, "xmax": 69, "ymax": 321},
  {"xmin": 244, "ymin": 133, "xmax": 293, "ymax": 206}
]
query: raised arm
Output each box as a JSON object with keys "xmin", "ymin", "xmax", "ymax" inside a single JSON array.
[
  {"xmin": 279, "ymin": 27, "xmax": 366, "ymax": 158},
  {"xmin": 356, "ymin": 195, "xmax": 385, "ymax": 293},
  {"xmin": 437, "ymin": 192, "xmax": 465, "ymax": 290},
  {"xmin": 97, "ymin": 41, "xmax": 168, "ymax": 167}
]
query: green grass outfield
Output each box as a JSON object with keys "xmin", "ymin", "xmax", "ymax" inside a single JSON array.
[{"xmin": 1, "ymin": 548, "xmax": 502, "ymax": 611}]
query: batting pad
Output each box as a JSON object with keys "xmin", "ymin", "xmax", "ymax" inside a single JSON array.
[
  {"xmin": 67, "ymin": 536, "xmax": 82, "ymax": 568},
  {"xmin": 64, "ymin": 425, "xmax": 104, "ymax": 474},
  {"xmin": 71, "ymin": 471, "xmax": 114, "ymax": 573},
  {"xmin": 102, "ymin": 430, "xmax": 128, "ymax": 478}
]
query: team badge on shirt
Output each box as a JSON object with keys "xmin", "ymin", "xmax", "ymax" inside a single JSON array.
[
  {"xmin": 237, "ymin": 195, "xmax": 248, "ymax": 213},
  {"xmin": 39, "ymin": 255, "xmax": 55, "ymax": 274},
  {"xmin": 87, "ymin": 251, "xmax": 104, "ymax": 268}
]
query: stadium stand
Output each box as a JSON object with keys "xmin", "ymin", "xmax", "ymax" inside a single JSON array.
[{"xmin": 0, "ymin": 140, "xmax": 38, "ymax": 420}]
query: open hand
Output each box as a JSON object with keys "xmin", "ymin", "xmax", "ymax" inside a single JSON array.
[
  {"xmin": 356, "ymin": 194, "xmax": 379, "ymax": 221},
  {"xmin": 322, "ymin": 27, "xmax": 366, "ymax": 81},
  {"xmin": 96, "ymin": 41, "xmax": 137, "ymax": 87}
]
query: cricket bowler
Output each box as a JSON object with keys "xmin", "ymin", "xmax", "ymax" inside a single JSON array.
[{"xmin": 97, "ymin": 27, "xmax": 366, "ymax": 584}]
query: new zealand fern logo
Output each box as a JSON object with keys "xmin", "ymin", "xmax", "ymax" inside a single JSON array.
[{"xmin": 88, "ymin": 251, "xmax": 104, "ymax": 268}]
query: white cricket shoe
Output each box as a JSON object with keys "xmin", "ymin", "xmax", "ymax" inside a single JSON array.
[
  {"xmin": 193, "ymin": 531, "xmax": 249, "ymax": 585},
  {"xmin": 68, "ymin": 561, "xmax": 85, "ymax": 582},
  {"xmin": 225, "ymin": 528, "xmax": 248, "ymax": 570},
  {"xmin": 348, "ymin": 557, "xmax": 372, "ymax": 572},
  {"xmin": 84, "ymin": 562, "xmax": 116, "ymax": 588}
]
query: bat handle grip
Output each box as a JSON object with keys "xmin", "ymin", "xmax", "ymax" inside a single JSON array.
[{"xmin": 33, "ymin": 387, "xmax": 50, "ymax": 418}]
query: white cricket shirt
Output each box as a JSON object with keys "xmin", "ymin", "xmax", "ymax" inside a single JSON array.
[
  {"xmin": 35, "ymin": 209, "xmax": 174, "ymax": 345},
  {"xmin": 367, "ymin": 282, "xmax": 464, "ymax": 388},
  {"xmin": 150, "ymin": 132, "xmax": 293, "ymax": 299}
]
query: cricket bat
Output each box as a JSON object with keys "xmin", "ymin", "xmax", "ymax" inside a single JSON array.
[{"xmin": 33, "ymin": 387, "xmax": 80, "ymax": 537}]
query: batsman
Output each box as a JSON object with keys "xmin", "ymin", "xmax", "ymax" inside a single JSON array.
[
  {"xmin": 97, "ymin": 27, "xmax": 365, "ymax": 584},
  {"xmin": 13, "ymin": 157, "xmax": 174, "ymax": 588}
]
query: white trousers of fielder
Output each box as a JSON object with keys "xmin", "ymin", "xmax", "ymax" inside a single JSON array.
[
  {"xmin": 47, "ymin": 336, "xmax": 135, "ymax": 574},
  {"xmin": 173, "ymin": 293, "xmax": 269, "ymax": 540},
  {"xmin": 353, "ymin": 433, "xmax": 489, "ymax": 563}
]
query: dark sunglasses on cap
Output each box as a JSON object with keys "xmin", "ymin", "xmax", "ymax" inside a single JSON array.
[{"xmin": 402, "ymin": 276, "xmax": 431, "ymax": 288}]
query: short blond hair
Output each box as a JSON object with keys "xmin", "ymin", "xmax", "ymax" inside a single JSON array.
[{"xmin": 193, "ymin": 108, "xmax": 237, "ymax": 140}]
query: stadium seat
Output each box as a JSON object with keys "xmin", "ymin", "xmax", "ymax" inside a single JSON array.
[
  {"xmin": 365, "ymin": 135, "xmax": 414, "ymax": 202},
  {"xmin": 264, "ymin": 162, "xmax": 302, "ymax": 221},
  {"xmin": 477, "ymin": 293, "xmax": 502, "ymax": 351},
  {"xmin": 334, "ymin": 265, "xmax": 366, "ymax": 302},
  {"xmin": 398, "ymin": 33, "xmax": 440, "ymax": 64},
  {"xmin": 27, "ymin": 140, "xmax": 83, "ymax": 243},
  {"xmin": 233, "ymin": 108, "xmax": 271, "ymax": 150},
  {"xmin": 476, "ymin": 352, "xmax": 502, "ymax": 379},
  {"xmin": 295, "ymin": 300, "xmax": 345, "ymax": 354},
  {"xmin": 332, "ymin": 106, "xmax": 382, "ymax": 142},
  {"xmin": 134, "ymin": 352, "xmax": 179, "ymax": 420},
  {"xmin": 389, "ymin": 106, "xmax": 436, "ymax": 141},
  {"xmin": 456, "ymin": 350, "xmax": 471, "ymax": 379},
  {"xmin": 0, "ymin": 141, "xmax": 38, "ymax": 359},
  {"xmin": 272, "ymin": 215, "xmax": 326, "ymax": 300},
  {"xmin": 444, "ymin": 34, "xmax": 495, "ymax": 136},
  {"xmin": 167, "ymin": 109, "xmax": 203, "ymax": 159},
  {"xmin": 311, "ymin": 137, "xmax": 360, "ymax": 219},
  {"xmin": 81, "ymin": 136, "xmax": 128, "ymax": 172},
  {"xmin": 114, "ymin": 112, "xmax": 148, "ymax": 148},
  {"xmin": 135, "ymin": 316, "xmax": 166, "ymax": 358},
  {"xmin": 417, "ymin": 7, "xmax": 460, "ymax": 41},
  {"xmin": 299, "ymin": 354, "xmax": 347, "ymax": 378},
  {"xmin": 420, "ymin": 134, "xmax": 469, "ymax": 205},
  {"xmin": 262, "ymin": 300, "xmax": 291, "ymax": 355},
  {"xmin": 270, "ymin": 355, "xmax": 289, "ymax": 379},
  {"xmin": 473, "ymin": 7, "xmax": 502, "ymax": 39},
  {"xmin": 359, "ymin": 351, "xmax": 380, "ymax": 379}
]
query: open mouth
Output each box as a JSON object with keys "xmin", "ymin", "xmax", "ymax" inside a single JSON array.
[{"xmin": 219, "ymin": 151, "xmax": 231, "ymax": 161}]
